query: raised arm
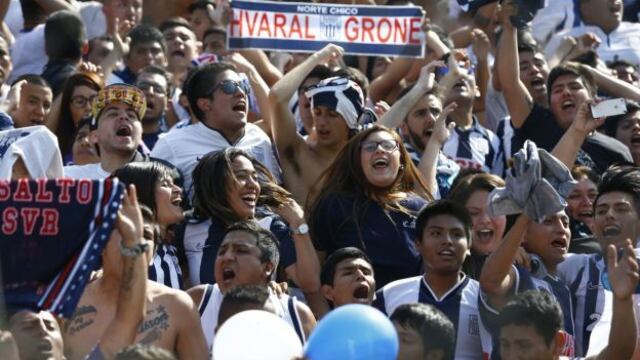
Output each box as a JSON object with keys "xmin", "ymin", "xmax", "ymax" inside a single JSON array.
[
  {"xmin": 581, "ymin": 63, "xmax": 640, "ymax": 102},
  {"xmin": 99, "ymin": 18, "xmax": 128, "ymax": 81},
  {"xmin": 471, "ymin": 28, "xmax": 491, "ymax": 119},
  {"xmin": 479, "ymin": 215, "xmax": 531, "ymax": 308},
  {"xmin": 268, "ymin": 44, "xmax": 343, "ymax": 154},
  {"xmin": 496, "ymin": 0, "xmax": 534, "ymax": 129},
  {"xmin": 379, "ymin": 61, "xmax": 442, "ymax": 129},
  {"xmin": 33, "ymin": 0, "xmax": 74, "ymax": 13},
  {"xmin": 419, "ymin": 102, "xmax": 457, "ymax": 197},
  {"xmin": 97, "ymin": 185, "xmax": 148, "ymax": 359},
  {"xmin": 238, "ymin": 49, "xmax": 283, "ymax": 87},
  {"xmin": 368, "ymin": 56, "xmax": 414, "ymax": 104},
  {"xmin": 273, "ymin": 199, "xmax": 321, "ymax": 295},
  {"xmin": 593, "ymin": 240, "xmax": 639, "ymax": 360},
  {"xmin": 551, "ymin": 101, "xmax": 604, "ymax": 168}
]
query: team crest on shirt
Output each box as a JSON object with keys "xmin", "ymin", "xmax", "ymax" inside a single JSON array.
[
  {"xmin": 402, "ymin": 218, "xmax": 416, "ymax": 229},
  {"xmin": 468, "ymin": 314, "xmax": 479, "ymax": 336}
]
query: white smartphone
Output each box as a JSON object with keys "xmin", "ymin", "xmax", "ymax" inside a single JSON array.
[{"xmin": 590, "ymin": 98, "xmax": 627, "ymax": 118}]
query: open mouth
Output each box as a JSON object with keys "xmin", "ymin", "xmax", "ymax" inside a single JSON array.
[
  {"xmin": 37, "ymin": 340, "xmax": 53, "ymax": 353},
  {"xmin": 454, "ymin": 79, "xmax": 466, "ymax": 90},
  {"xmin": 603, "ymin": 225, "xmax": 621, "ymax": 237},
  {"xmin": 222, "ymin": 267, "xmax": 235, "ymax": 281},
  {"xmin": 551, "ymin": 238, "xmax": 567, "ymax": 249},
  {"xmin": 116, "ymin": 125, "xmax": 132, "ymax": 137},
  {"xmin": 317, "ymin": 129, "xmax": 330, "ymax": 137},
  {"xmin": 171, "ymin": 196, "xmax": 182, "ymax": 206},
  {"xmin": 171, "ymin": 49, "xmax": 186, "ymax": 58},
  {"xmin": 561, "ymin": 100, "xmax": 576, "ymax": 112},
  {"xmin": 438, "ymin": 249, "xmax": 455, "ymax": 259},
  {"xmin": 232, "ymin": 101, "xmax": 247, "ymax": 112},
  {"xmin": 372, "ymin": 158, "xmax": 389, "ymax": 169},
  {"xmin": 240, "ymin": 193, "xmax": 257, "ymax": 207},
  {"xmin": 352, "ymin": 284, "xmax": 370, "ymax": 302},
  {"xmin": 476, "ymin": 229, "xmax": 494, "ymax": 244},
  {"xmin": 631, "ymin": 133, "xmax": 640, "ymax": 146},
  {"xmin": 530, "ymin": 77, "xmax": 546, "ymax": 91},
  {"xmin": 578, "ymin": 209, "xmax": 593, "ymax": 218}
]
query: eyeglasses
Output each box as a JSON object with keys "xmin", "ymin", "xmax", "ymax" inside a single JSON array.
[
  {"xmin": 360, "ymin": 139, "xmax": 399, "ymax": 153},
  {"xmin": 71, "ymin": 95, "xmax": 97, "ymax": 108},
  {"xmin": 136, "ymin": 81, "xmax": 167, "ymax": 95},
  {"xmin": 211, "ymin": 80, "xmax": 250, "ymax": 96}
]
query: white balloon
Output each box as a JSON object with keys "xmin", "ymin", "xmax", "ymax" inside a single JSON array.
[{"xmin": 212, "ymin": 310, "xmax": 303, "ymax": 360}]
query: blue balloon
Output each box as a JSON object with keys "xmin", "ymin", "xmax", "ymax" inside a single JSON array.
[{"xmin": 304, "ymin": 304, "xmax": 398, "ymax": 360}]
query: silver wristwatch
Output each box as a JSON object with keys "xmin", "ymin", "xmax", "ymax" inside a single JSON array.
[
  {"xmin": 120, "ymin": 242, "xmax": 149, "ymax": 257},
  {"xmin": 292, "ymin": 223, "xmax": 309, "ymax": 235}
]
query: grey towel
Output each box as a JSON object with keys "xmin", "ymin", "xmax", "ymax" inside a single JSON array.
[{"xmin": 488, "ymin": 140, "xmax": 577, "ymax": 222}]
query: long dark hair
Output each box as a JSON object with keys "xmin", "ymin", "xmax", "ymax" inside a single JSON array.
[
  {"xmin": 192, "ymin": 148, "xmax": 290, "ymax": 227},
  {"xmin": 54, "ymin": 72, "xmax": 103, "ymax": 156},
  {"xmin": 308, "ymin": 124, "xmax": 432, "ymax": 214},
  {"xmin": 112, "ymin": 161, "xmax": 176, "ymax": 216}
]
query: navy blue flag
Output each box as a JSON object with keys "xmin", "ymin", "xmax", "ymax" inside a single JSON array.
[{"xmin": 1, "ymin": 178, "xmax": 124, "ymax": 318}]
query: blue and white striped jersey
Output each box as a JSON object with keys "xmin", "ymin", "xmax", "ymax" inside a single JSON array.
[
  {"xmin": 479, "ymin": 264, "xmax": 576, "ymax": 358},
  {"xmin": 495, "ymin": 117, "xmax": 514, "ymax": 164},
  {"xmin": 442, "ymin": 118, "xmax": 504, "ymax": 177},
  {"xmin": 373, "ymin": 275, "xmax": 491, "ymax": 360},
  {"xmin": 558, "ymin": 252, "xmax": 640, "ymax": 356},
  {"xmin": 148, "ymin": 244, "xmax": 183, "ymax": 290}
]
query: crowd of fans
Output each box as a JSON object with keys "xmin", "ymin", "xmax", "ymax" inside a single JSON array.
[{"xmin": 2, "ymin": 0, "xmax": 640, "ymax": 359}]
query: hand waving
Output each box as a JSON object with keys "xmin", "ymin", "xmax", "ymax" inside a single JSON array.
[
  {"xmin": 430, "ymin": 102, "xmax": 457, "ymax": 146},
  {"xmin": 116, "ymin": 184, "xmax": 144, "ymax": 248},
  {"xmin": 607, "ymin": 239, "xmax": 640, "ymax": 301}
]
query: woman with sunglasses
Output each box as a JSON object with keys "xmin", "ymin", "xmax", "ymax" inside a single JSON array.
[
  {"xmin": 308, "ymin": 124, "xmax": 433, "ymax": 290},
  {"xmin": 46, "ymin": 71, "xmax": 103, "ymax": 164},
  {"xmin": 186, "ymin": 147, "xmax": 320, "ymax": 294}
]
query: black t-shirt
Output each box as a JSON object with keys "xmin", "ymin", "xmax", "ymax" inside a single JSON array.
[
  {"xmin": 513, "ymin": 104, "xmax": 565, "ymax": 154},
  {"xmin": 513, "ymin": 104, "xmax": 632, "ymax": 173},
  {"xmin": 582, "ymin": 131, "xmax": 633, "ymax": 173}
]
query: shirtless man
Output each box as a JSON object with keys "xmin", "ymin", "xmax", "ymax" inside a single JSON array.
[
  {"xmin": 61, "ymin": 196, "xmax": 208, "ymax": 360},
  {"xmin": 188, "ymin": 220, "xmax": 316, "ymax": 351},
  {"xmin": 269, "ymin": 44, "xmax": 364, "ymax": 206}
]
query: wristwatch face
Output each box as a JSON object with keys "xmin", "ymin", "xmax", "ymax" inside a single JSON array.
[{"xmin": 297, "ymin": 224, "xmax": 309, "ymax": 235}]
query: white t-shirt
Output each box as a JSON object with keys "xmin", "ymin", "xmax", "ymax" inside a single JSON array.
[
  {"xmin": 63, "ymin": 163, "xmax": 111, "ymax": 180},
  {"xmin": 150, "ymin": 122, "xmax": 281, "ymax": 198},
  {"xmin": 545, "ymin": 22, "xmax": 640, "ymax": 67},
  {"xmin": 8, "ymin": 1, "xmax": 107, "ymax": 84},
  {"xmin": 9, "ymin": 25, "xmax": 46, "ymax": 84},
  {"xmin": 530, "ymin": 0, "xmax": 576, "ymax": 46},
  {"xmin": 76, "ymin": 1, "xmax": 107, "ymax": 41},
  {"xmin": 0, "ymin": 125, "xmax": 63, "ymax": 179}
]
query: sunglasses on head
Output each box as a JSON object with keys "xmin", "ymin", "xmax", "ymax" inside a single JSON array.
[
  {"xmin": 360, "ymin": 139, "xmax": 399, "ymax": 153},
  {"xmin": 212, "ymin": 80, "xmax": 250, "ymax": 96}
]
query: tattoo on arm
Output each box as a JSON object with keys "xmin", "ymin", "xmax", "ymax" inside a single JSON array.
[
  {"xmin": 138, "ymin": 305, "xmax": 170, "ymax": 339},
  {"xmin": 121, "ymin": 261, "xmax": 135, "ymax": 296},
  {"xmin": 65, "ymin": 305, "xmax": 98, "ymax": 335}
]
